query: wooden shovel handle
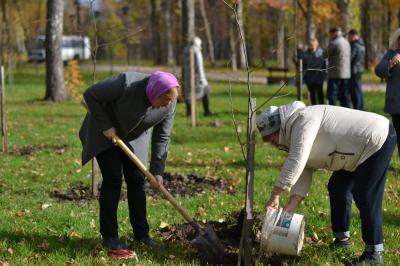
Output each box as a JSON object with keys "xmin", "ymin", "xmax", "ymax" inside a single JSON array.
[{"xmin": 113, "ymin": 136, "xmax": 198, "ymax": 227}]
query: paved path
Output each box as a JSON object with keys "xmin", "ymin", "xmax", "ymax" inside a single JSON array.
[{"xmin": 82, "ymin": 63, "xmax": 385, "ymax": 92}]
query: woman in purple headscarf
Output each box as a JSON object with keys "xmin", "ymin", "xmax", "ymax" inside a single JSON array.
[{"xmin": 79, "ymin": 71, "xmax": 179, "ymax": 259}]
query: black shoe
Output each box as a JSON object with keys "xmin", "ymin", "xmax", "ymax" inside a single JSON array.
[
  {"xmin": 349, "ymin": 251, "xmax": 383, "ymax": 265},
  {"xmin": 204, "ymin": 112, "xmax": 215, "ymax": 117},
  {"xmin": 332, "ymin": 238, "xmax": 352, "ymax": 249},
  {"xmin": 136, "ymin": 236, "xmax": 161, "ymax": 248}
]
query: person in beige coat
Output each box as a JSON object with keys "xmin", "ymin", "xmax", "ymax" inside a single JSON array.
[{"xmin": 257, "ymin": 101, "xmax": 396, "ymax": 265}]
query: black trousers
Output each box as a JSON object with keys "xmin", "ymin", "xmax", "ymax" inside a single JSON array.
[
  {"xmin": 328, "ymin": 125, "xmax": 396, "ymax": 251},
  {"xmin": 391, "ymin": 114, "xmax": 400, "ymax": 155},
  {"xmin": 349, "ymin": 72, "xmax": 364, "ymax": 110},
  {"xmin": 96, "ymin": 144, "xmax": 149, "ymax": 239},
  {"xmin": 186, "ymin": 93, "xmax": 211, "ymax": 116},
  {"xmin": 306, "ymin": 83, "xmax": 324, "ymax": 105}
]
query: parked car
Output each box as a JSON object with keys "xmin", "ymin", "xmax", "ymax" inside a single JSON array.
[{"xmin": 29, "ymin": 35, "xmax": 91, "ymax": 62}]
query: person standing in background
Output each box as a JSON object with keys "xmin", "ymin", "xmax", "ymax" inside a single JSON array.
[
  {"xmin": 375, "ymin": 28, "xmax": 400, "ymax": 155},
  {"xmin": 183, "ymin": 37, "xmax": 214, "ymax": 117},
  {"xmin": 326, "ymin": 27, "xmax": 351, "ymax": 107},
  {"xmin": 302, "ymin": 38, "xmax": 327, "ymax": 105},
  {"xmin": 348, "ymin": 29, "xmax": 366, "ymax": 110}
]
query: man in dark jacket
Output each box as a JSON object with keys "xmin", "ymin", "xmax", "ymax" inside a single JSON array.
[
  {"xmin": 348, "ymin": 29, "xmax": 366, "ymax": 110},
  {"xmin": 303, "ymin": 38, "xmax": 327, "ymax": 105}
]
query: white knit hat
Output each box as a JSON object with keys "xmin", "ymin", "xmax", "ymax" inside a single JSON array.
[
  {"xmin": 257, "ymin": 106, "xmax": 281, "ymax": 137},
  {"xmin": 193, "ymin": 37, "xmax": 202, "ymax": 48}
]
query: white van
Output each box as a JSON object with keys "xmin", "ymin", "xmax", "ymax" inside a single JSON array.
[{"xmin": 29, "ymin": 35, "xmax": 91, "ymax": 62}]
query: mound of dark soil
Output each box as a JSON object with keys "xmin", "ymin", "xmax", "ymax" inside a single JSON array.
[
  {"xmin": 50, "ymin": 172, "xmax": 236, "ymax": 202},
  {"xmin": 158, "ymin": 211, "xmax": 287, "ymax": 265},
  {"xmin": 50, "ymin": 182, "xmax": 97, "ymax": 201},
  {"xmin": 145, "ymin": 172, "xmax": 236, "ymax": 198},
  {"xmin": 11, "ymin": 144, "xmax": 67, "ymax": 156}
]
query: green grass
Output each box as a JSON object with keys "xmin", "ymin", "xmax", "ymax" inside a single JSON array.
[{"xmin": 0, "ymin": 66, "xmax": 399, "ymax": 265}]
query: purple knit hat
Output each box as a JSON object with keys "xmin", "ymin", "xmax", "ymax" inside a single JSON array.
[{"xmin": 146, "ymin": 71, "xmax": 179, "ymax": 104}]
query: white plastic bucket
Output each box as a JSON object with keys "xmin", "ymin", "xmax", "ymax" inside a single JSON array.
[{"xmin": 260, "ymin": 208, "xmax": 305, "ymax": 256}]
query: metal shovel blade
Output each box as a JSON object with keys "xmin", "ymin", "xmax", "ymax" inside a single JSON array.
[{"xmin": 190, "ymin": 224, "xmax": 226, "ymax": 264}]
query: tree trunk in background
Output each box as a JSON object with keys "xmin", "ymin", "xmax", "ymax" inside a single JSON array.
[
  {"xmin": 181, "ymin": 0, "xmax": 194, "ymax": 92},
  {"xmin": 337, "ymin": 0, "xmax": 350, "ymax": 33},
  {"xmin": 44, "ymin": 0, "xmax": 67, "ymax": 102},
  {"xmin": 236, "ymin": 0, "xmax": 247, "ymax": 69},
  {"xmin": 306, "ymin": 0, "xmax": 315, "ymax": 43},
  {"xmin": 228, "ymin": 9, "xmax": 237, "ymax": 71},
  {"xmin": 398, "ymin": 8, "xmax": 400, "ymax": 28},
  {"xmin": 182, "ymin": 0, "xmax": 195, "ymax": 45},
  {"xmin": 198, "ymin": 0, "xmax": 215, "ymax": 65},
  {"xmin": 151, "ymin": 0, "xmax": 163, "ymax": 65},
  {"xmin": 1, "ymin": 0, "xmax": 9, "ymax": 66},
  {"xmin": 277, "ymin": 10, "xmax": 285, "ymax": 68},
  {"xmin": 361, "ymin": 0, "xmax": 380, "ymax": 68},
  {"xmin": 162, "ymin": 0, "xmax": 174, "ymax": 65}
]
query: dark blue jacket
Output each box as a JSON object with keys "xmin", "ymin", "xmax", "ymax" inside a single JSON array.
[
  {"xmin": 375, "ymin": 49, "xmax": 400, "ymax": 114},
  {"xmin": 350, "ymin": 38, "xmax": 365, "ymax": 74},
  {"xmin": 302, "ymin": 47, "xmax": 327, "ymax": 85}
]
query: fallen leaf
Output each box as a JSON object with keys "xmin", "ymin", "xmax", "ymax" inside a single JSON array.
[
  {"xmin": 197, "ymin": 207, "xmax": 207, "ymax": 217},
  {"xmin": 15, "ymin": 211, "xmax": 25, "ymax": 217},
  {"xmin": 39, "ymin": 240, "xmax": 49, "ymax": 251},
  {"xmin": 7, "ymin": 248, "xmax": 13, "ymax": 255},
  {"xmin": 223, "ymin": 146, "xmax": 230, "ymax": 152},
  {"xmin": 67, "ymin": 230, "xmax": 81, "ymax": 239},
  {"xmin": 41, "ymin": 203, "xmax": 51, "ymax": 210},
  {"xmin": 311, "ymin": 232, "xmax": 319, "ymax": 242},
  {"xmin": 90, "ymin": 219, "xmax": 96, "ymax": 228},
  {"xmin": 159, "ymin": 221, "xmax": 171, "ymax": 229}
]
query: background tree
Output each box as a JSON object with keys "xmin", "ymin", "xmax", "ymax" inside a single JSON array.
[
  {"xmin": 44, "ymin": 0, "xmax": 68, "ymax": 102},
  {"xmin": 306, "ymin": 0, "xmax": 316, "ymax": 42},
  {"xmin": 163, "ymin": 0, "xmax": 175, "ymax": 65},
  {"xmin": 361, "ymin": 0, "xmax": 381, "ymax": 68},
  {"xmin": 337, "ymin": 0, "xmax": 351, "ymax": 33},
  {"xmin": 236, "ymin": 0, "xmax": 247, "ymax": 69},
  {"xmin": 198, "ymin": 0, "xmax": 215, "ymax": 64},
  {"xmin": 151, "ymin": 0, "xmax": 163, "ymax": 65}
]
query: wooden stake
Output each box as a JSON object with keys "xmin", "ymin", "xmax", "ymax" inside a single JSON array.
[
  {"xmin": 296, "ymin": 59, "xmax": 303, "ymax": 101},
  {"xmin": 239, "ymin": 98, "xmax": 256, "ymax": 266},
  {"xmin": 0, "ymin": 66, "xmax": 8, "ymax": 153},
  {"xmin": 190, "ymin": 47, "xmax": 196, "ymax": 127}
]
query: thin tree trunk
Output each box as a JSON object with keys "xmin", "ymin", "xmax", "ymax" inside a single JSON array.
[
  {"xmin": 236, "ymin": 0, "xmax": 246, "ymax": 69},
  {"xmin": 398, "ymin": 8, "xmax": 400, "ymax": 28},
  {"xmin": 162, "ymin": 0, "xmax": 174, "ymax": 65},
  {"xmin": 277, "ymin": 10, "xmax": 285, "ymax": 68},
  {"xmin": 198, "ymin": 0, "xmax": 215, "ymax": 64},
  {"xmin": 182, "ymin": 0, "xmax": 195, "ymax": 45},
  {"xmin": 151, "ymin": 0, "xmax": 163, "ymax": 65},
  {"xmin": 337, "ymin": 0, "xmax": 351, "ymax": 33},
  {"xmin": 306, "ymin": 0, "xmax": 315, "ymax": 43},
  {"xmin": 361, "ymin": 0, "xmax": 380, "ymax": 68},
  {"xmin": 182, "ymin": 0, "xmax": 195, "ymax": 85},
  {"xmin": 44, "ymin": 0, "xmax": 68, "ymax": 102},
  {"xmin": 228, "ymin": 10, "xmax": 237, "ymax": 71}
]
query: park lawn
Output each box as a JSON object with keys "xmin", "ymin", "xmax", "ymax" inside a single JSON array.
[{"xmin": 0, "ymin": 66, "xmax": 399, "ymax": 266}]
